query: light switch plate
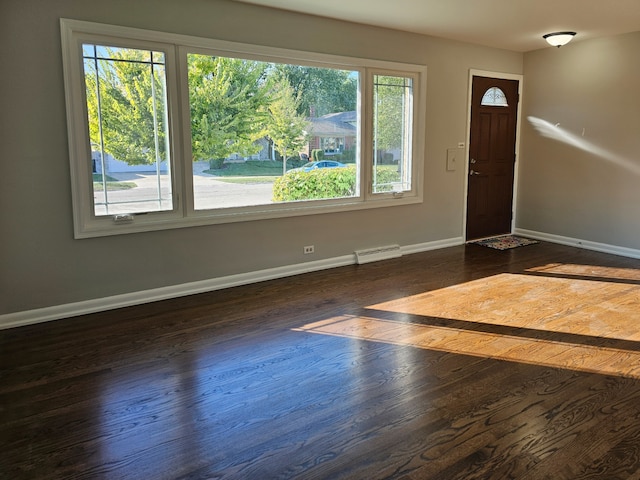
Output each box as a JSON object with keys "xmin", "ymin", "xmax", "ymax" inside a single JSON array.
[{"xmin": 447, "ymin": 148, "xmax": 457, "ymax": 171}]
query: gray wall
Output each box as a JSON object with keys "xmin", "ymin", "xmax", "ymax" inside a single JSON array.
[
  {"xmin": 0, "ymin": 0, "xmax": 524, "ymax": 315},
  {"xmin": 518, "ymin": 32, "xmax": 640, "ymax": 248}
]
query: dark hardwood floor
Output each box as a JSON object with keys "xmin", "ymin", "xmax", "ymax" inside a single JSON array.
[{"xmin": 2, "ymin": 241, "xmax": 640, "ymax": 479}]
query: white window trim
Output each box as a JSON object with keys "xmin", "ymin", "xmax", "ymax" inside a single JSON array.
[{"xmin": 61, "ymin": 19, "xmax": 426, "ymax": 238}]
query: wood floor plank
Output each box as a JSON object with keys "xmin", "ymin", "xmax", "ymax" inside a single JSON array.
[{"xmin": 2, "ymin": 241, "xmax": 640, "ymax": 479}]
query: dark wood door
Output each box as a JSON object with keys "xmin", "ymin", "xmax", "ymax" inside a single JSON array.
[{"xmin": 466, "ymin": 76, "xmax": 519, "ymax": 240}]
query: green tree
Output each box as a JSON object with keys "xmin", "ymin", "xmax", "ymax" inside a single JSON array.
[
  {"xmin": 264, "ymin": 75, "xmax": 309, "ymax": 175},
  {"xmin": 85, "ymin": 47, "xmax": 169, "ymax": 166},
  {"xmin": 86, "ymin": 51, "xmax": 359, "ymax": 171},
  {"xmin": 276, "ymin": 65, "xmax": 357, "ymax": 117},
  {"xmin": 188, "ymin": 54, "xmax": 271, "ymax": 164},
  {"xmin": 374, "ymin": 75, "xmax": 407, "ymax": 153}
]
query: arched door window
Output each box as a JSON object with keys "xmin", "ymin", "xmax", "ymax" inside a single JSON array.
[{"xmin": 481, "ymin": 86, "xmax": 508, "ymax": 107}]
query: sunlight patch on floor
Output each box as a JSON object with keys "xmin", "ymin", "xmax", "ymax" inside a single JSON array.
[
  {"xmin": 527, "ymin": 263, "xmax": 640, "ymax": 282},
  {"xmin": 294, "ymin": 314, "xmax": 640, "ymax": 379},
  {"xmin": 369, "ymin": 272, "xmax": 640, "ymax": 342},
  {"xmin": 294, "ymin": 267, "xmax": 640, "ymax": 379}
]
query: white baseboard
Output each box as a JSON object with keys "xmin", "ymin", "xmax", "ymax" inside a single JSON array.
[
  {"xmin": 0, "ymin": 237, "xmax": 464, "ymax": 330},
  {"xmin": 401, "ymin": 236, "xmax": 464, "ymax": 255},
  {"xmin": 514, "ymin": 228, "xmax": 640, "ymax": 259}
]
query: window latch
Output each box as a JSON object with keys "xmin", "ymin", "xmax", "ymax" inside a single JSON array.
[{"xmin": 113, "ymin": 214, "xmax": 134, "ymax": 224}]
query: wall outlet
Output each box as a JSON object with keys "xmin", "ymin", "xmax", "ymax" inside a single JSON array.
[{"xmin": 303, "ymin": 245, "xmax": 315, "ymax": 254}]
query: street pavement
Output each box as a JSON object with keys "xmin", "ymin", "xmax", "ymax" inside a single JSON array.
[{"xmin": 95, "ymin": 162, "xmax": 275, "ymax": 215}]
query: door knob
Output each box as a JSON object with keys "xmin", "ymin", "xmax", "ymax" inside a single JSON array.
[{"xmin": 470, "ymin": 169, "xmax": 482, "ymax": 176}]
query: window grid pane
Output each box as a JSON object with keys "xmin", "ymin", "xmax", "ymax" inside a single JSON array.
[
  {"xmin": 372, "ymin": 75, "xmax": 413, "ymax": 194},
  {"xmin": 83, "ymin": 44, "xmax": 173, "ymax": 216}
]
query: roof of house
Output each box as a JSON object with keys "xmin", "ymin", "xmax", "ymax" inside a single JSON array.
[{"xmin": 307, "ymin": 111, "xmax": 357, "ymax": 137}]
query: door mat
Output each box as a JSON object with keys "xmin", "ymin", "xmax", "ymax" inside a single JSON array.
[{"xmin": 471, "ymin": 235, "xmax": 539, "ymax": 250}]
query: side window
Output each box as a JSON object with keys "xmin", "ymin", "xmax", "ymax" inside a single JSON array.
[
  {"xmin": 83, "ymin": 45, "xmax": 174, "ymax": 216},
  {"xmin": 372, "ymin": 74, "xmax": 414, "ymax": 194}
]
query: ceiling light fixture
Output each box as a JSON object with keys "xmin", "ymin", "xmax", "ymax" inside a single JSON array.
[{"xmin": 543, "ymin": 31, "xmax": 576, "ymax": 48}]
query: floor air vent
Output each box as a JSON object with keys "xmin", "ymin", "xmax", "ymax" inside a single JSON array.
[{"xmin": 355, "ymin": 245, "xmax": 402, "ymax": 264}]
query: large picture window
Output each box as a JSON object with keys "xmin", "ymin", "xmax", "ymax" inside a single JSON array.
[
  {"xmin": 61, "ymin": 19, "xmax": 425, "ymax": 237},
  {"xmin": 185, "ymin": 53, "xmax": 360, "ymax": 210}
]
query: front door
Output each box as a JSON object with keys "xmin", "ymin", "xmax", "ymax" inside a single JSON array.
[{"xmin": 465, "ymin": 76, "xmax": 519, "ymax": 240}]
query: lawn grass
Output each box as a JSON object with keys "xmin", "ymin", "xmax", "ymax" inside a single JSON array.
[
  {"xmin": 203, "ymin": 160, "xmax": 396, "ymax": 185},
  {"xmin": 205, "ymin": 160, "xmax": 286, "ymax": 177},
  {"xmin": 204, "ymin": 160, "xmax": 292, "ymax": 184},
  {"xmin": 216, "ymin": 176, "xmax": 279, "ymax": 184},
  {"xmin": 92, "ymin": 173, "xmax": 137, "ymax": 191}
]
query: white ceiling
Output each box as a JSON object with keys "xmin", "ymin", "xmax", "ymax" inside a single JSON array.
[{"xmin": 233, "ymin": 0, "xmax": 640, "ymax": 52}]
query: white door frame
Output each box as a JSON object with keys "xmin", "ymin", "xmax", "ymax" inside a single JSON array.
[{"xmin": 463, "ymin": 69, "xmax": 524, "ymax": 240}]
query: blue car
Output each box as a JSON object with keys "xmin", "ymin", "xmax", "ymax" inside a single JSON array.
[{"xmin": 288, "ymin": 160, "xmax": 346, "ymax": 173}]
